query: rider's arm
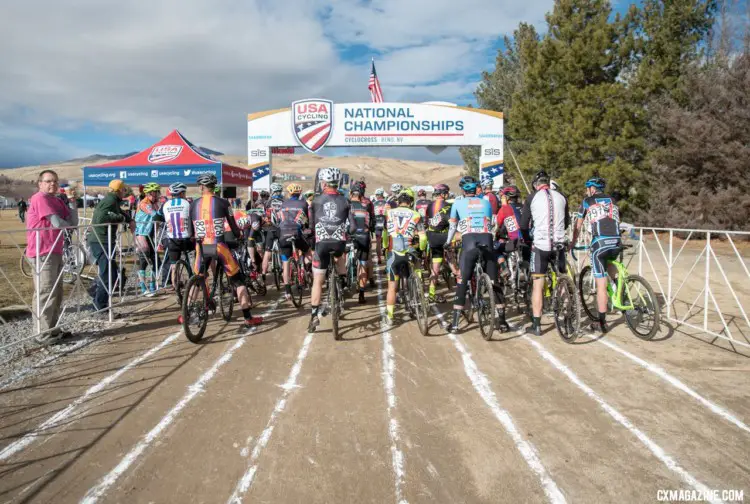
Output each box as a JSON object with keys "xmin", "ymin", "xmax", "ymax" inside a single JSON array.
[
  {"xmin": 519, "ymin": 192, "xmax": 534, "ymax": 242},
  {"xmin": 445, "ymin": 202, "xmax": 459, "ymax": 244},
  {"xmin": 571, "ymin": 200, "xmax": 587, "ymax": 246},
  {"xmin": 416, "ymin": 216, "xmax": 427, "ymax": 251},
  {"xmin": 223, "ymin": 201, "xmax": 242, "ymax": 238},
  {"xmin": 382, "ymin": 209, "xmax": 390, "ymax": 250}
]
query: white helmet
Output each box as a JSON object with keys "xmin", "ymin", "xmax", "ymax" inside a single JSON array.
[
  {"xmin": 169, "ymin": 182, "xmax": 187, "ymax": 195},
  {"xmin": 270, "ymin": 182, "xmax": 283, "ymax": 194},
  {"xmin": 374, "ymin": 188, "xmax": 384, "ymax": 196},
  {"xmin": 550, "ymin": 179, "xmax": 560, "ymax": 191},
  {"xmin": 390, "ymin": 183, "xmax": 402, "ymax": 193},
  {"xmin": 319, "ymin": 166, "xmax": 341, "ymax": 183}
]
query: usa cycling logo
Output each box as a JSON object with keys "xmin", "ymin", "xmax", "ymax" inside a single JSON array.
[
  {"xmin": 148, "ymin": 145, "xmax": 182, "ymax": 164},
  {"xmin": 292, "ymin": 99, "xmax": 333, "ymax": 153}
]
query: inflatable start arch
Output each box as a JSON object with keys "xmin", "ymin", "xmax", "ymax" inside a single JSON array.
[{"xmin": 247, "ymin": 100, "xmax": 504, "ymax": 190}]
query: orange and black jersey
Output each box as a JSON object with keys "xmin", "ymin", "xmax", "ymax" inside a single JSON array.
[{"xmin": 189, "ymin": 195, "xmax": 240, "ymax": 245}]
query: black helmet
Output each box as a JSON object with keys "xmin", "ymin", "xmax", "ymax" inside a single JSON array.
[
  {"xmin": 351, "ymin": 180, "xmax": 366, "ymax": 195},
  {"xmin": 197, "ymin": 173, "xmax": 218, "ymax": 187},
  {"xmin": 532, "ymin": 170, "xmax": 550, "ymax": 187},
  {"xmin": 458, "ymin": 175, "xmax": 478, "ymax": 192}
]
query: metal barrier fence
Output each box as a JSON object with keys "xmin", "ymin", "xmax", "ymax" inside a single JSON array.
[{"xmin": 0, "ymin": 217, "xmax": 177, "ymax": 365}]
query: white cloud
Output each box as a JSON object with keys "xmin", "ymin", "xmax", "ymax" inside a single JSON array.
[{"xmin": 0, "ymin": 0, "xmax": 551, "ymax": 166}]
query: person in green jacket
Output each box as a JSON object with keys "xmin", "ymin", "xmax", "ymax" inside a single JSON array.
[{"xmin": 87, "ymin": 179, "xmax": 134, "ymax": 311}]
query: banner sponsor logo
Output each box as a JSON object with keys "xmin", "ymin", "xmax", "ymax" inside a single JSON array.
[
  {"xmin": 148, "ymin": 145, "xmax": 183, "ymax": 164},
  {"xmin": 292, "ymin": 99, "xmax": 333, "ymax": 153}
]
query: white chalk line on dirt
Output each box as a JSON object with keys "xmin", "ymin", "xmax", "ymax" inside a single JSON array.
[
  {"xmin": 431, "ymin": 307, "xmax": 567, "ymax": 504},
  {"xmin": 0, "ymin": 331, "xmax": 181, "ymax": 462},
  {"xmin": 80, "ymin": 299, "xmax": 281, "ymax": 504},
  {"xmin": 226, "ymin": 330, "xmax": 314, "ymax": 504},
  {"xmin": 589, "ymin": 335, "xmax": 750, "ymax": 435},
  {"xmin": 375, "ymin": 268, "xmax": 409, "ymax": 504},
  {"xmin": 520, "ymin": 331, "xmax": 723, "ymax": 504}
]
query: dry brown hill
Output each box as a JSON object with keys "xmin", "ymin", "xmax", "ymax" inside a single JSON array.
[{"xmin": 1, "ymin": 153, "xmax": 467, "ymax": 194}]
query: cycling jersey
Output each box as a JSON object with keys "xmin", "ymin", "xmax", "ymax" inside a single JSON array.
[
  {"xmin": 266, "ymin": 197, "xmax": 284, "ymax": 227},
  {"xmin": 383, "ymin": 206, "xmax": 424, "ymax": 255},
  {"xmin": 519, "ymin": 186, "xmax": 569, "ymax": 252},
  {"xmin": 348, "ymin": 200, "xmax": 371, "ymax": 235},
  {"xmin": 373, "ymin": 199, "xmax": 388, "ymax": 231},
  {"xmin": 311, "ymin": 188, "xmax": 350, "ymax": 242},
  {"xmin": 277, "ymin": 197, "xmax": 309, "ymax": 237},
  {"xmin": 576, "ymin": 192, "xmax": 621, "ymax": 241},
  {"xmin": 189, "ymin": 195, "xmax": 240, "ymax": 245},
  {"xmin": 496, "ymin": 202, "xmax": 523, "ymax": 241},
  {"xmin": 134, "ymin": 199, "xmax": 164, "ymax": 236},
  {"xmin": 415, "ymin": 199, "xmax": 431, "ymax": 219},
  {"xmin": 426, "ymin": 198, "xmax": 452, "ymax": 233},
  {"xmin": 480, "ymin": 191, "xmax": 500, "ymax": 216},
  {"xmin": 162, "ymin": 198, "xmax": 192, "ymax": 239},
  {"xmin": 446, "ymin": 196, "xmax": 493, "ymax": 244}
]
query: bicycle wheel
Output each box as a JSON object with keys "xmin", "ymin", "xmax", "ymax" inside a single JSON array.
[
  {"xmin": 329, "ymin": 266, "xmax": 340, "ymax": 340},
  {"xmin": 290, "ymin": 259, "xmax": 303, "ymax": 308},
  {"xmin": 62, "ymin": 244, "xmax": 86, "ymax": 284},
  {"xmin": 554, "ymin": 275, "xmax": 581, "ymax": 343},
  {"xmin": 409, "ymin": 274, "xmax": 429, "ymax": 335},
  {"xmin": 217, "ymin": 269, "xmax": 234, "ymax": 322},
  {"xmin": 272, "ymin": 252, "xmax": 281, "ymax": 290},
  {"xmin": 578, "ymin": 265, "xmax": 598, "ymax": 322},
  {"xmin": 622, "ymin": 274, "xmax": 661, "ymax": 340},
  {"xmin": 182, "ymin": 275, "xmax": 208, "ymax": 343},
  {"xmin": 476, "ymin": 273, "xmax": 496, "ymax": 341},
  {"xmin": 401, "ymin": 274, "xmax": 415, "ymax": 318},
  {"xmin": 171, "ymin": 259, "xmax": 191, "ymax": 306},
  {"xmin": 20, "ymin": 250, "xmax": 33, "ymax": 278}
]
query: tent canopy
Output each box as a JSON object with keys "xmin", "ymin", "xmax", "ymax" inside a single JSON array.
[{"xmin": 82, "ymin": 130, "xmax": 253, "ymax": 187}]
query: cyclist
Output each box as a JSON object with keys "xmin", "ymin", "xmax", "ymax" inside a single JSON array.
[
  {"xmin": 494, "ymin": 185, "xmax": 524, "ymax": 279},
  {"xmin": 187, "ymin": 173, "xmax": 262, "ymax": 329},
  {"xmin": 382, "ymin": 188, "xmax": 427, "ymax": 327},
  {"xmin": 570, "ymin": 176, "xmax": 622, "ymax": 334},
  {"xmin": 303, "ymin": 190, "xmax": 315, "ymax": 205},
  {"xmin": 261, "ymin": 183, "xmax": 284, "ymax": 284},
  {"xmin": 348, "ymin": 181, "xmax": 373, "ymax": 304},
  {"xmin": 372, "ymin": 188, "xmax": 388, "ymax": 264},
  {"xmin": 134, "ymin": 182, "xmax": 165, "ymax": 296},
  {"xmin": 386, "ymin": 183, "xmax": 402, "ymax": 209},
  {"xmin": 446, "ymin": 176, "xmax": 507, "ymax": 332},
  {"xmin": 414, "ymin": 189, "xmax": 431, "ymax": 218},
  {"xmin": 277, "ymin": 183, "xmax": 311, "ymax": 301},
  {"xmin": 519, "ymin": 170, "xmax": 569, "ymax": 336},
  {"xmin": 162, "ymin": 182, "xmax": 194, "ymax": 290},
  {"xmin": 425, "ymin": 183, "xmax": 456, "ymax": 303},
  {"xmin": 480, "ymin": 175, "xmax": 500, "ymax": 215},
  {"xmin": 246, "ymin": 207, "xmax": 266, "ymax": 266},
  {"xmin": 307, "ymin": 167, "xmax": 350, "ymax": 332},
  {"xmin": 257, "ymin": 190, "xmax": 270, "ymax": 211}
]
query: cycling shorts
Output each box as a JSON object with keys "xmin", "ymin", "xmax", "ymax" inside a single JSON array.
[
  {"xmin": 427, "ymin": 232, "xmax": 447, "ymax": 261},
  {"xmin": 279, "ymin": 233, "xmax": 310, "ymax": 261},
  {"xmin": 591, "ymin": 238, "xmax": 622, "ymax": 278},
  {"xmin": 312, "ymin": 240, "xmax": 346, "ymax": 274},
  {"xmin": 530, "ymin": 245, "xmax": 566, "ymax": 278},
  {"xmin": 247, "ymin": 230, "xmax": 264, "ymax": 247},
  {"xmin": 352, "ymin": 233, "xmax": 371, "ymax": 263},
  {"xmin": 264, "ymin": 228, "xmax": 280, "ymax": 250},
  {"xmin": 386, "ymin": 252, "xmax": 410, "ymax": 282},
  {"xmin": 167, "ymin": 238, "xmax": 193, "ymax": 262},
  {"xmin": 193, "ymin": 242, "xmax": 242, "ymax": 283}
]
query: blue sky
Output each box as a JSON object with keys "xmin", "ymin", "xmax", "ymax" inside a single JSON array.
[{"xmin": 0, "ymin": 0, "xmax": 698, "ymax": 168}]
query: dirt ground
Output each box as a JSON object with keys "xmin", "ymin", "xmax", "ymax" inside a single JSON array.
[{"xmin": 0, "ymin": 235, "xmax": 748, "ymax": 504}]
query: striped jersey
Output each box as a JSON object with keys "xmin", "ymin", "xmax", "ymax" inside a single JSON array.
[{"xmin": 163, "ymin": 198, "xmax": 192, "ymax": 239}]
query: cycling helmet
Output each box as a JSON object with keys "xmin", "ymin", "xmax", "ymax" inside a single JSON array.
[
  {"xmin": 390, "ymin": 183, "xmax": 403, "ymax": 193},
  {"xmin": 353, "ymin": 179, "xmax": 367, "ymax": 192},
  {"xmin": 351, "ymin": 181, "xmax": 366, "ymax": 195},
  {"xmin": 397, "ymin": 188, "xmax": 415, "ymax": 204},
  {"xmin": 532, "ymin": 170, "xmax": 550, "ymax": 187},
  {"xmin": 197, "ymin": 173, "xmax": 218, "ymax": 187},
  {"xmin": 260, "ymin": 190, "xmax": 269, "ymax": 197},
  {"xmin": 143, "ymin": 182, "xmax": 161, "ymax": 194},
  {"xmin": 169, "ymin": 182, "xmax": 187, "ymax": 195},
  {"xmin": 302, "ymin": 190, "xmax": 314, "ymax": 199},
  {"xmin": 286, "ymin": 183, "xmax": 302, "ymax": 194},
  {"xmin": 481, "ymin": 177, "xmax": 494, "ymax": 189},
  {"xmin": 214, "ymin": 185, "xmax": 221, "ymax": 194},
  {"xmin": 374, "ymin": 188, "xmax": 384, "ymax": 196},
  {"xmin": 417, "ymin": 188, "xmax": 427, "ymax": 197},
  {"xmin": 501, "ymin": 185, "xmax": 520, "ymax": 199},
  {"xmin": 433, "ymin": 183, "xmax": 449, "ymax": 196},
  {"xmin": 458, "ymin": 175, "xmax": 478, "ymax": 193},
  {"xmin": 319, "ymin": 166, "xmax": 341, "ymax": 184},
  {"xmin": 550, "ymin": 179, "xmax": 560, "ymax": 191},
  {"xmin": 252, "ymin": 190, "xmax": 258, "ymax": 199},
  {"xmin": 270, "ymin": 182, "xmax": 283, "ymax": 194},
  {"xmin": 585, "ymin": 177, "xmax": 606, "ymax": 190}
]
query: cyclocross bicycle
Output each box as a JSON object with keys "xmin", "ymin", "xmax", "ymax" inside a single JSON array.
[
  {"xmin": 574, "ymin": 243, "xmax": 661, "ymax": 340},
  {"xmin": 461, "ymin": 242, "xmax": 496, "ymax": 341},
  {"xmin": 286, "ymin": 237, "xmax": 307, "ymax": 308},
  {"xmin": 269, "ymin": 237, "xmax": 282, "ymax": 291},
  {"xmin": 21, "ymin": 228, "xmax": 86, "ymax": 284},
  {"xmin": 398, "ymin": 250, "xmax": 429, "ymax": 335},
  {"xmin": 523, "ymin": 242, "xmax": 581, "ymax": 342},
  {"xmin": 325, "ymin": 250, "xmax": 346, "ymax": 341},
  {"xmin": 180, "ymin": 239, "xmax": 235, "ymax": 343}
]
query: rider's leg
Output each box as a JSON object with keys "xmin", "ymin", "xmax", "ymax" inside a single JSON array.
[
  {"xmin": 525, "ymin": 246, "xmax": 548, "ymax": 335},
  {"xmin": 385, "ymin": 253, "xmax": 398, "ymax": 323},
  {"xmin": 483, "ymin": 241, "xmax": 509, "ymax": 331},
  {"xmin": 308, "ymin": 245, "xmax": 327, "ymax": 331},
  {"xmin": 451, "ymin": 238, "xmax": 476, "ymax": 330}
]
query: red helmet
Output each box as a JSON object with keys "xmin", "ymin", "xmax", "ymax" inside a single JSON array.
[
  {"xmin": 417, "ymin": 188, "xmax": 427, "ymax": 197},
  {"xmin": 501, "ymin": 185, "xmax": 520, "ymax": 198},
  {"xmin": 252, "ymin": 190, "xmax": 258, "ymax": 199}
]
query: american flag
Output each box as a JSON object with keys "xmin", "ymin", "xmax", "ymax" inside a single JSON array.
[{"xmin": 369, "ymin": 59, "xmax": 384, "ymax": 103}]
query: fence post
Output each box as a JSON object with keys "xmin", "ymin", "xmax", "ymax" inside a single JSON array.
[
  {"xmin": 34, "ymin": 230, "xmax": 41, "ymax": 336},
  {"xmin": 704, "ymin": 232, "xmax": 710, "ymax": 331},
  {"xmin": 108, "ymin": 225, "xmax": 113, "ymax": 323},
  {"xmin": 668, "ymin": 230, "xmax": 673, "ymax": 319},
  {"xmin": 638, "ymin": 228, "xmax": 643, "ymax": 276}
]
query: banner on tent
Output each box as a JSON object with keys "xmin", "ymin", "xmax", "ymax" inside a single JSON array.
[{"xmin": 83, "ymin": 166, "xmax": 220, "ymax": 186}]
